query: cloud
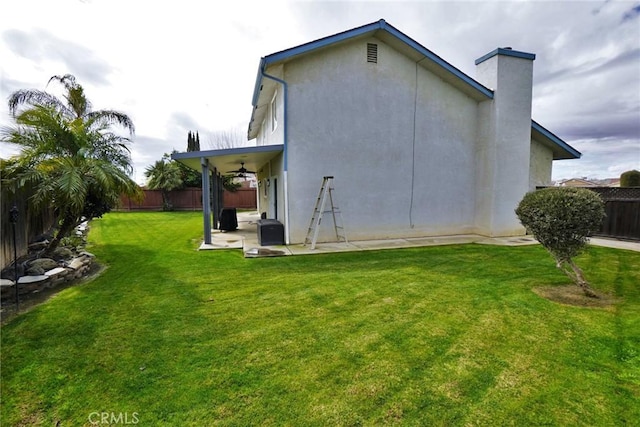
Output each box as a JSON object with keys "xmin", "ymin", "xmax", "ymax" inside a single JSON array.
[
  {"xmin": 535, "ymin": 48, "xmax": 640, "ymax": 85},
  {"xmin": 1, "ymin": 0, "xmax": 637, "ymax": 182},
  {"xmin": 621, "ymin": 4, "xmax": 640, "ymax": 22},
  {"xmin": 2, "ymin": 28, "xmax": 113, "ymax": 86},
  {"xmin": 0, "ymin": 76, "xmax": 26, "ymax": 99},
  {"xmin": 553, "ymin": 137, "xmax": 640, "ymax": 180}
]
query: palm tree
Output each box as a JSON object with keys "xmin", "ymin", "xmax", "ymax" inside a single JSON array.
[
  {"xmin": 1, "ymin": 75, "xmax": 141, "ymax": 254},
  {"xmin": 145, "ymin": 159, "xmax": 183, "ymax": 211}
]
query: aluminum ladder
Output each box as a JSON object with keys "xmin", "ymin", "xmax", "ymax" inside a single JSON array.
[{"xmin": 304, "ymin": 176, "xmax": 348, "ymax": 249}]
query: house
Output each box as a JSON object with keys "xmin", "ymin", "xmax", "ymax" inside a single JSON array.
[
  {"xmin": 556, "ymin": 178, "xmax": 599, "ymax": 187},
  {"xmin": 173, "ymin": 19, "xmax": 580, "ymax": 246}
]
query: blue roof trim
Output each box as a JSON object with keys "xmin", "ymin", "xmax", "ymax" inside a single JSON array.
[
  {"xmin": 250, "ymin": 58, "xmax": 267, "ymax": 108},
  {"xmin": 475, "ymin": 48, "xmax": 536, "ymax": 65},
  {"xmin": 263, "ymin": 20, "xmax": 386, "ymax": 66},
  {"xmin": 381, "ymin": 21, "xmax": 494, "ymax": 99},
  {"xmin": 531, "ymin": 120, "xmax": 581, "ymax": 159},
  {"xmin": 251, "ymin": 19, "xmax": 494, "ymax": 108}
]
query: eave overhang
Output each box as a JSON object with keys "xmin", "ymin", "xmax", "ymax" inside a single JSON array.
[{"xmin": 531, "ymin": 120, "xmax": 581, "ymax": 160}]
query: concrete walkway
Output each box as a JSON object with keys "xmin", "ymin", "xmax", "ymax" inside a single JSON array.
[
  {"xmin": 589, "ymin": 237, "xmax": 640, "ymax": 252},
  {"xmin": 199, "ymin": 211, "xmax": 640, "ymax": 257}
]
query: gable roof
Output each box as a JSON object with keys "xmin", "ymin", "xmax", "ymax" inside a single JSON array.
[
  {"xmin": 248, "ymin": 19, "xmax": 580, "ymax": 160},
  {"xmin": 251, "ymin": 19, "xmax": 494, "ymax": 107}
]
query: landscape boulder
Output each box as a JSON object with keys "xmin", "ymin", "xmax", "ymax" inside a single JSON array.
[
  {"xmin": 29, "ymin": 258, "xmax": 59, "ymax": 271},
  {"xmin": 51, "ymin": 247, "xmax": 74, "ymax": 261}
]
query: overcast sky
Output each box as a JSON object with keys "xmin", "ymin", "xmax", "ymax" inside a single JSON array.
[{"xmin": 1, "ymin": 0, "xmax": 638, "ymax": 184}]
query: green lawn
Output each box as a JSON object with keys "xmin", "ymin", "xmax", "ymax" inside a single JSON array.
[{"xmin": 1, "ymin": 212, "xmax": 639, "ymax": 426}]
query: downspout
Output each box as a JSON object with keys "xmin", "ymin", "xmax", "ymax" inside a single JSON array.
[{"xmin": 261, "ymin": 70, "xmax": 290, "ymax": 244}]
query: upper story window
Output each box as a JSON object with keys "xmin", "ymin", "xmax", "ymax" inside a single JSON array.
[{"xmin": 270, "ymin": 91, "xmax": 278, "ymax": 132}]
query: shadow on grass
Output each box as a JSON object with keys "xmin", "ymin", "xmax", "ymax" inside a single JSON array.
[{"xmin": 0, "ymin": 262, "xmax": 107, "ymax": 325}]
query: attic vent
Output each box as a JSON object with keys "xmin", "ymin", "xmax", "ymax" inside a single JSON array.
[{"xmin": 367, "ymin": 43, "xmax": 378, "ymax": 63}]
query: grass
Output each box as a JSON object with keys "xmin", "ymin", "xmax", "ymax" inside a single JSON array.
[{"xmin": 1, "ymin": 211, "xmax": 639, "ymax": 426}]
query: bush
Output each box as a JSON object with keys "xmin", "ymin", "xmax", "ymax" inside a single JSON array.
[
  {"xmin": 515, "ymin": 187, "xmax": 605, "ymax": 297},
  {"xmin": 620, "ymin": 170, "xmax": 640, "ymax": 187}
]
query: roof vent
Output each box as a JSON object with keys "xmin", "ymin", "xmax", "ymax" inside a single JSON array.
[{"xmin": 367, "ymin": 43, "xmax": 378, "ymax": 63}]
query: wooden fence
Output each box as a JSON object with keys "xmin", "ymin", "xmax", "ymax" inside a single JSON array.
[
  {"xmin": 536, "ymin": 187, "xmax": 640, "ymax": 241},
  {"xmin": 1, "ymin": 185, "xmax": 56, "ymax": 269},
  {"xmin": 588, "ymin": 188, "xmax": 640, "ymax": 241},
  {"xmin": 117, "ymin": 187, "xmax": 257, "ymax": 211},
  {"xmin": 598, "ymin": 200, "xmax": 640, "ymax": 240},
  {"xmin": 1, "ymin": 185, "xmax": 256, "ymax": 269}
]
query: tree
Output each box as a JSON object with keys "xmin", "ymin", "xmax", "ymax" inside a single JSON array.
[
  {"xmin": 515, "ymin": 187, "xmax": 605, "ymax": 298},
  {"xmin": 145, "ymin": 157, "xmax": 182, "ymax": 210},
  {"xmin": 187, "ymin": 131, "xmax": 201, "ymax": 152},
  {"xmin": 174, "ymin": 155, "xmax": 202, "ymax": 188},
  {"xmin": 1, "ymin": 74, "xmax": 141, "ymax": 254},
  {"xmin": 208, "ymin": 126, "xmax": 246, "ymax": 149},
  {"xmin": 181, "ymin": 133, "xmax": 203, "ymax": 187},
  {"xmin": 620, "ymin": 170, "xmax": 640, "ymax": 187}
]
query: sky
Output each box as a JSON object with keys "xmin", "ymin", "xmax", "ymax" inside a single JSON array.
[{"xmin": 1, "ymin": 0, "xmax": 638, "ymax": 185}]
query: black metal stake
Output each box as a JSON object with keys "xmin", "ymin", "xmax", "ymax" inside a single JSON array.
[{"xmin": 10, "ymin": 204, "xmax": 19, "ymax": 311}]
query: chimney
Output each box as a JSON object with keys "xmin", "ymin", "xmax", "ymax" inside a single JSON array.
[{"xmin": 474, "ymin": 47, "xmax": 536, "ymax": 236}]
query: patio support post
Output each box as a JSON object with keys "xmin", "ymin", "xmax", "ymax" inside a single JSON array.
[
  {"xmin": 212, "ymin": 167, "xmax": 219, "ymax": 230},
  {"xmin": 201, "ymin": 157, "xmax": 212, "ymax": 244},
  {"xmin": 218, "ymin": 173, "xmax": 224, "ymax": 219}
]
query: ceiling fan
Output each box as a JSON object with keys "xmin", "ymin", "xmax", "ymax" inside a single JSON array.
[{"xmin": 226, "ymin": 162, "xmax": 256, "ymax": 176}]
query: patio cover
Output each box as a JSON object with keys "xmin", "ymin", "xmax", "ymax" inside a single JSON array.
[
  {"xmin": 171, "ymin": 144, "xmax": 284, "ymax": 175},
  {"xmin": 171, "ymin": 144, "xmax": 284, "ymax": 244}
]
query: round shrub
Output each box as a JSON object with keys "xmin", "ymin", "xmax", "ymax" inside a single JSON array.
[
  {"xmin": 515, "ymin": 187, "xmax": 605, "ymax": 260},
  {"xmin": 620, "ymin": 169, "xmax": 640, "ymax": 187}
]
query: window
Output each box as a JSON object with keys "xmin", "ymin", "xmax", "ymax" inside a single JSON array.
[
  {"xmin": 367, "ymin": 43, "xmax": 378, "ymax": 63},
  {"xmin": 270, "ymin": 91, "xmax": 278, "ymax": 132}
]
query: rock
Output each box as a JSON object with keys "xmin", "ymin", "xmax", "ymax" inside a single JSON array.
[
  {"xmin": 79, "ymin": 251, "xmax": 95, "ymax": 258},
  {"xmin": 67, "ymin": 257, "xmax": 87, "ymax": 270},
  {"xmin": 51, "ymin": 247, "xmax": 74, "ymax": 260},
  {"xmin": 50, "ymin": 277, "xmax": 66, "ymax": 286},
  {"xmin": 1, "ymin": 279, "xmax": 15, "ymax": 298},
  {"xmin": 45, "ymin": 267, "xmax": 68, "ymax": 277},
  {"xmin": 29, "ymin": 258, "xmax": 59, "ymax": 271},
  {"xmin": 17, "ymin": 275, "xmax": 49, "ymax": 284},
  {"xmin": 18, "ymin": 275, "xmax": 50, "ymax": 293},
  {"xmin": 25, "ymin": 265, "xmax": 45, "ymax": 276},
  {"xmin": 0, "ymin": 279, "xmax": 15, "ymax": 287}
]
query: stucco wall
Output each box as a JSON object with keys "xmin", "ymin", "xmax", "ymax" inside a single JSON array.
[
  {"xmin": 280, "ymin": 37, "xmax": 481, "ymax": 243},
  {"xmin": 256, "ymin": 65, "xmax": 285, "ymax": 148},
  {"xmin": 529, "ymin": 139, "xmax": 553, "ymax": 189},
  {"xmin": 475, "ymin": 53, "xmax": 533, "ymax": 236},
  {"xmin": 255, "ymin": 153, "xmax": 285, "ymax": 221}
]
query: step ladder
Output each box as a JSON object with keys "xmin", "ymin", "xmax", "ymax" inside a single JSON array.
[{"xmin": 304, "ymin": 176, "xmax": 348, "ymax": 249}]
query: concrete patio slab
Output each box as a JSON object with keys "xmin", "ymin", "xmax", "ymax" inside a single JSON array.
[
  {"xmin": 477, "ymin": 236, "xmax": 539, "ymax": 246},
  {"xmin": 198, "ymin": 211, "xmax": 639, "ymax": 257}
]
